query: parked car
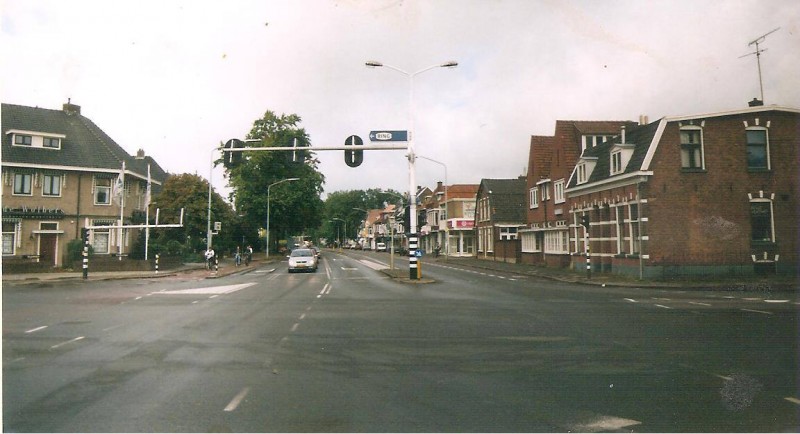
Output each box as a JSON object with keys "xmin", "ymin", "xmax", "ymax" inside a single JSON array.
[
  {"xmin": 376, "ymin": 242, "xmax": 387, "ymax": 252},
  {"xmin": 287, "ymin": 248, "xmax": 318, "ymax": 273}
]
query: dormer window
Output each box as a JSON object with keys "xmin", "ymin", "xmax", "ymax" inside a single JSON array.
[
  {"xmin": 8, "ymin": 130, "xmax": 65, "ymax": 150},
  {"xmin": 582, "ymin": 135, "xmax": 609, "ymax": 152},
  {"xmin": 575, "ymin": 157, "xmax": 597, "ymax": 185},
  {"xmin": 609, "ymin": 144, "xmax": 635, "ymax": 176}
]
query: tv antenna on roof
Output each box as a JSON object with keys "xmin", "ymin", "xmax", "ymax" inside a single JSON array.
[{"xmin": 739, "ymin": 27, "xmax": 780, "ymax": 103}]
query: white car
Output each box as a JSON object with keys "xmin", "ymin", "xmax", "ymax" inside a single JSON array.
[
  {"xmin": 376, "ymin": 242, "xmax": 387, "ymax": 252},
  {"xmin": 287, "ymin": 248, "xmax": 318, "ymax": 273}
]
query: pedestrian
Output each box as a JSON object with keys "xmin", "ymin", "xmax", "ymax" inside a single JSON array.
[
  {"xmin": 245, "ymin": 245, "xmax": 253, "ymax": 265},
  {"xmin": 234, "ymin": 246, "xmax": 242, "ymax": 267}
]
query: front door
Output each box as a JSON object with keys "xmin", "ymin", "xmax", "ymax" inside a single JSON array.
[{"xmin": 39, "ymin": 234, "xmax": 57, "ymax": 266}]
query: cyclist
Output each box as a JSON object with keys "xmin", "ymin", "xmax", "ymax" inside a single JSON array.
[{"xmin": 204, "ymin": 247, "xmax": 215, "ymax": 270}]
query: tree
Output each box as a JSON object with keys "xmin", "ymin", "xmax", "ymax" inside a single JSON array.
[
  {"xmin": 224, "ymin": 111, "xmax": 325, "ymax": 253},
  {"xmin": 322, "ymin": 188, "xmax": 405, "ymax": 246},
  {"xmin": 149, "ymin": 173, "xmax": 237, "ymax": 254}
]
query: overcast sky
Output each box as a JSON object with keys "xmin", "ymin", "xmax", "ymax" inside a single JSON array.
[{"xmin": 3, "ymin": 0, "xmax": 799, "ymax": 200}]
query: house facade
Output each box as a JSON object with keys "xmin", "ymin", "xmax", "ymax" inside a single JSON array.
[
  {"xmin": 420, "ymin": 182, "xmax": 478, "ymax": 257},
  {"xmin": 520, "ymin": 120, "xmax": 637, "ymax": 268},
  {"xmin": 2, "ymin": 102, "xmax": 167, "ymax": 268},
  {"xmin": 475, "ymin": 177, "xmax": 527, "ymax": 262},
  {"xmin": 566, "ymin": 104, "xmax": 799, "ymax": 278}
]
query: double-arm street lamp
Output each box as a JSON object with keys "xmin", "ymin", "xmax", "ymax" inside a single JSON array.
[
  {"xmin": 266, "ymin": 177, "xmax": 299, "ymax": 258},
  {"xmin": 365, "ymin": 60, "xmax": 458, "ymax": 279},
  {"xmin": 329, "ymin": 218, "xmax": 346, "ymax": 250}
]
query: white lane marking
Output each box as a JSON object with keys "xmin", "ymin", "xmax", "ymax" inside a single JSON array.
[
  {"xmin": 209, "ymin": 295, "xmax": 219, "ymax": 299},
  {"xmin": 324, "ymin": 283, "xmax": 332, "ymax": 294},
  {"xmin": 102, "ymin": 324, "xmax": 123, "ymax": 332},
  {"xmin": 785, "ymin": 397, "xmax": 800, "ymax": 405},
  {"xmin": 764, "ymin": 299, "xmax": 789, "ymax": 303},
  {"xmin": 11, "ymin": 357, "xmax": 26, "ymax": 363},
  {"xmin": 357, "ymin": 259, "xmax": 387, "ymax": 271},
  {"xmin": 290, "ymin": 323, "xmax": 300, "ymax": 332},
  {"xmin": 715, "ymin": 374, "xmax": 733, "ymax": 381},
  {"xmin": 341, "ymin": 267, "xmax": 358, "ymax": 271},
  {"xmin": 568, "ymin": 415, "xmax": 641, "ymax": 432},
  {"xmin": 299, "ymin": 313, "xmax": 306, "ymax": 320},
  {"xmin": 688, "ymin": 302, "xmax": 712, "ymax": 306},
  {"xmin": 255, "ymin": 269, "xmax": 276, "ymax": 273},
  {"xmin": 50, "ymin": 336, "xmax": 84, "ymax": 349},
  {"xmin": 652, "ymin": 297, "xmax": 671, "ymax": 301},
  {"xmin": 156, "ymin": 282, "xmax": 257, "ymax": 295},
  {"xmin": 740, "ymin": 308, "xmax": 773, "ymax": 315},
  {"xmin": 624, "ymin": 298, "xmax": 638, "ymax": 303},
  {"xmin": 655, "ymin": 304, "xmax": 672, "ymax": 309},
  {"xmin": 26, "ymin": 326, "xmax": 48, "ymax": 334},
  {"xmin": 224, "ymin": 387, "xmax": 251, "ymax": 412}
]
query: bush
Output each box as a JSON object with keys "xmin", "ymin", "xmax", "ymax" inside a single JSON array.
[{"xmin": 66, "ymin": 238, "xmax": 93, "ymax": 262}]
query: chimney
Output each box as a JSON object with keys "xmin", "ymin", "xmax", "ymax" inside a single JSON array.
[
  {"xmin": 748, "ymin": 98, "xmax": 764, "ymax": 107},
  {"xmin": 638, "ymin": 115, "xmax": 649, "ymax": 125},
  {"xmin": 62, "ymin": 98, "xmax": 81, "ymax": 115},
  {"xmin": 436, "ymin": 181, "xmax": 443, "ymax": 190},
  {"xmin": 135, "ymin": 149, "xmax": 146, "ymax": 159},
  {"xmin": 621, "ymin": 125, "xmax": 626, "ymax": 143}
]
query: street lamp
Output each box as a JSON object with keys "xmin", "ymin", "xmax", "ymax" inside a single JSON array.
[
  {"xmin": 365, "ymin": 60, "xmax": 458, "ymax": 279},
  {"xmin": 330, "ymin": 218, "xmax": 346, "ymax": 250},
  {"xmin": 266, "ymin": 177, "xmax": 299, "ymax": 259},
  {"xmin": 418, "ymin": 155, "xmax": 448, "ymax": 259}
]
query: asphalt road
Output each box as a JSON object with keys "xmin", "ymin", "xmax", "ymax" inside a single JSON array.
[{"xmin": 3, "ymin": 250, "xmax": 798, "ymax": 432}]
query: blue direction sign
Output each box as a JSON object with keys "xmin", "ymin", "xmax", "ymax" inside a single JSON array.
[{"xmin": 369, "ymin": 130, "xmax": 408, "ymax": 142}]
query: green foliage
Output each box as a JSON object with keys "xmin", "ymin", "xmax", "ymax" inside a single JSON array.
[
  {"xmin": 150, "ymin": 173, "xmax": 238, "ymax": 253},
  {"xmin": 224, "ymin": 110, "xmax": 325, "ymax": 253},
  {"xmin": 66, "ymin": 238, "xmax": 93, "ymax": 262},
  {"xmin": 322, "ymin": 188, "xmax": 405, "ymax": 246}
]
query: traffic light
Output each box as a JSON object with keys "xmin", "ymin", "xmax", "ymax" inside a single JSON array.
[
  {"xmin": 580, "ymin": 215, "xmax": 590, "ymax": 229},
  {"xmin": 344, "ymin": 135, "xmax": 364, "ymax": 167},
  {"xmin": 223, "ymin": 139, "xmax": 244, "ymax": 168},
  {"xmin": 81, "ymin": 227, "xmax": 89, "ymax": 243}
]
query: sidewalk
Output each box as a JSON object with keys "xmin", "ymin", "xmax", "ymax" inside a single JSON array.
[
  {"xmin": 1, "ymin": 258, "xmax": 271, "ymax": 284},
  {"xmin": 425, "ymin": 256, "xmax": 799, "ymax": 291}
]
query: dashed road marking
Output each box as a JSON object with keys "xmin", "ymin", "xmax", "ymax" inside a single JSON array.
[
  {"xmin": 688, "ymin": 302, "xmax": 712, "ymax": 306},
  {"xmin": 50, "ymin": 336, "xmax": 84, "ymax": 349},
  {"xmin": 740, "ymin": 308, "xmax": 773, "ymax": 315},
  {"xmin": 224, "ymin": 387, "xmax": 250, "ymax": 412},
  {"xmin": 25, "ymin": 326, "xmax": 48, "ymax": 333},
  {"xmin": 655, "ymin": 304, "xmax": 672, "ymax": 309},
  {"xmin": 785, "ymin": 397, "xmax": 800, "ymax": 405}
]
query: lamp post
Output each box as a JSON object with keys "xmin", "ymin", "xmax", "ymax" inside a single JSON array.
[
  {"xmin": 330, "ymin": 218, "xmax": 346, "ymax": 251},
  {"xmin": 266, "ymin": 178, "xmax": 299, "ymax": 258},
  {"xmin": 206, "ymin": 147, "xmax": 221, "ymax": 251},
  {"xmin": 417, "ymin": 155, "xmax": 448, "ymax": 259},
  {"xmin": 366, "ymin": 60, "xmax": 458, "ymax": 279}
]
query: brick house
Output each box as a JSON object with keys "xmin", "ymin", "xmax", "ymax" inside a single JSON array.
[
  {"xmin": 566, "ymin": 104, "xmax": 799, "ymax": 278},
  {"xmin": 520, "ymin": 120, "xmax": 637, "ymax": 268},
  {"xmin": 420, "ymin": 182, "xmax": 478, "ymax": 257},
  {"xmin": 2, "ymin": 102, "xmax": 167, "ymax": 268},
  {"xmin": 475, "ymin": 177, "xmax": 527, "ymax": 262}
]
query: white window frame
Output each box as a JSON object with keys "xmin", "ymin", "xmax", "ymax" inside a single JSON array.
[
  {"xmin": 499, "ymin": 226, "xmax": 518, "ymax": 240},
  {"xmin": 554, "ymin": 179, "xmax": 565, "ymax": 204},
  {"xmin": 42, "ymin": 137, "xmax": 61, "ymax": 149},
  {"xmin": 2, "ymin": 221, "xmax": 20, "ymax": 255},
  {"xmin": 13, "ymin": 173, "xmax": 33, "ymax": 196},
  {"xmin": 529, "ymin": 187, "xmax": 539, "ymax": 209},
  {"xmin": 42, "ymin": 174, "xmax": 62, "ymax": 197},
  {"xmin": 745, "ymin": 127, "xmax": 770, "ymax": 171},
  {"xmin": 749, "ymin": 199, "xmax": 774, "ymax": 242},
  {"xmin": 576, "ymin": 164, "xmax": 587, "ymax": 184},
  {"xmin": 680, "ymin": 126, "xmax": 704, "ymax": 170},
  {"xmin": 94, "ymin": 177, "xmax": 113, "ymax": 205},
  {"xmin": 611, "ymin": 150, "xmax": 623, "ymax": 175},
  {"xmin": 544, "ymin": 230, "xmax": 569, "ymax": 254},
  {"xmin": 13, "ymin": 134, "xmax": 32, "ymax": 146}
]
